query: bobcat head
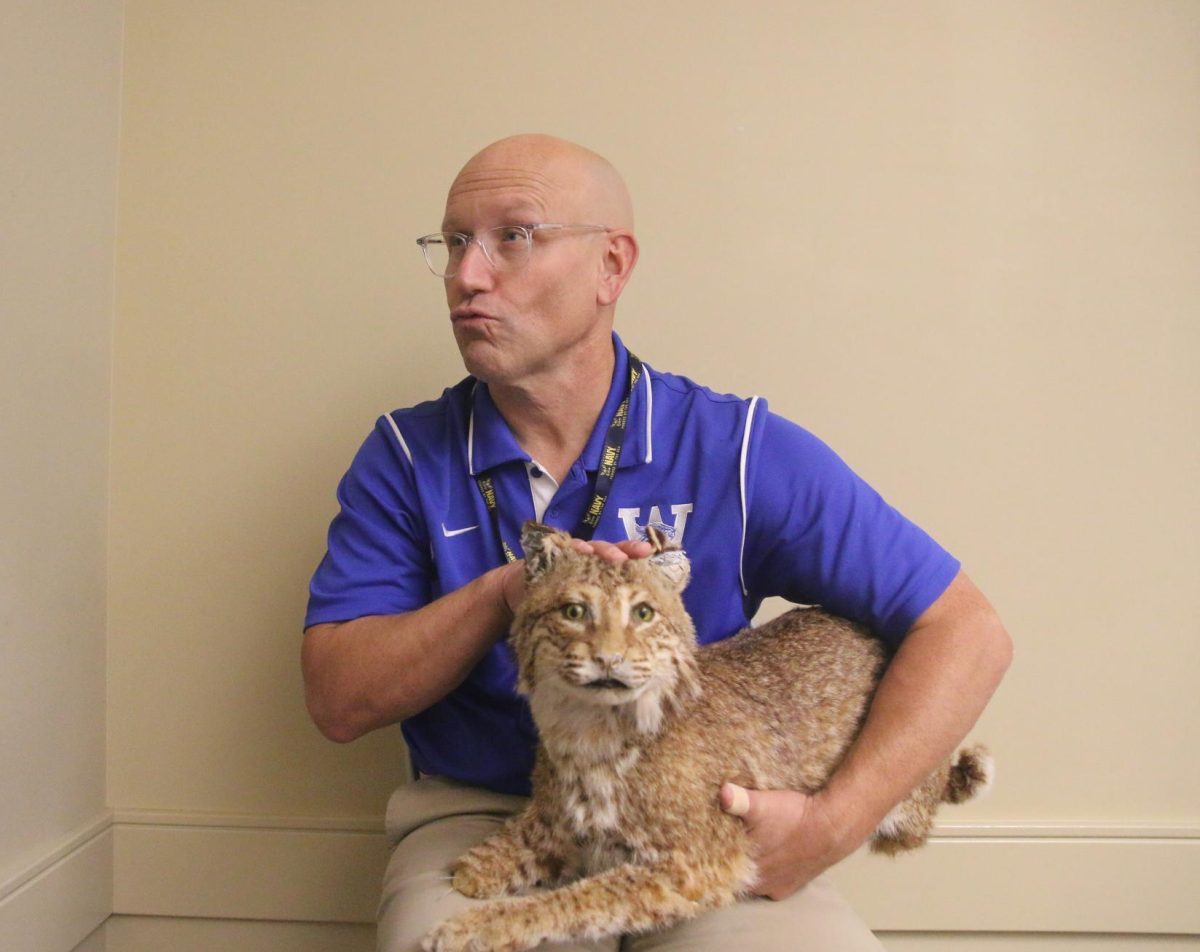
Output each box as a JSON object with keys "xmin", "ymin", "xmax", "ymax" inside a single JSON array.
[{"xmin": 511, "ymin": 523, "xmax": 700, "ymax": 732}]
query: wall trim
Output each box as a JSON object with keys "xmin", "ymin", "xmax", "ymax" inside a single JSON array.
[
  {"xmin": 828, "ymin": 829, "xmax": 1199, "ymax": 934},
  {"xmin": 112, "ymin": 808, "xmax": 383, "ymax": 834},
  {"xmin": 112, "ymin": 811, "xmax": 389, "ymax": 925},
  {"xmin": 108, "ymin": 811, "xmax": 1199, "ymax": 935},
  {"xmin": 0, "ymin": 812, "xmax": 113, "ymax": 905},
  {"xmin": 4, "ymin": 811, "xmax": 1193, "ymax": 943},
  {"xmin": 0, "ymin": 814, "xmax": 113, "ymax": 952}
]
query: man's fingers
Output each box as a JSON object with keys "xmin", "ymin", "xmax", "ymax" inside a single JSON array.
[
  {"xmin": 570, "ymin": 539, "xmax": 626, "ymax": 561},
  {"xmin": 720, "ymin": 782, "xmax": 752, "ymax": 817},
  {"xmin": 571, "ymin": 539, "xmax": 654, "ymax": 562},
  {"xmin": 498, "ymin": 560, "xmax": 526, "ymax": 614}
]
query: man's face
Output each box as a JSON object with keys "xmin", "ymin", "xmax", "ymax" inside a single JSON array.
[{"xmin": 440, "ymin": 159, "xmax": 608, "ymax": 387}]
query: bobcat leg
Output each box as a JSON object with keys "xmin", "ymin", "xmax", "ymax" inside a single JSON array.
[
  {"xmin": 426, "ymin": 855, "xmax": 745, "ymax": 952},
  {"xmin": 451, "ymin": 807, "xmax": 569, "ymax": 899}
]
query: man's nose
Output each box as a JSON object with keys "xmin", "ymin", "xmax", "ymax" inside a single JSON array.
[{"xmin": 450, "ymin": 239, "xmax": 495, "ymax": 293}]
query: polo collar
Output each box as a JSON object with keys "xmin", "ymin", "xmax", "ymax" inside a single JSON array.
[{"xmin": 466, "ymin": 332, "xmax": 653, "ymax": 476}]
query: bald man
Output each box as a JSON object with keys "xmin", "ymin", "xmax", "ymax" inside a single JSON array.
[{"xmin": 303, "ymin": 134, "xmax": 1011, "ymax": 951}]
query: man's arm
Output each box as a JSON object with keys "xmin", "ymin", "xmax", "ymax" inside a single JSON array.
[
  {"xmin": 302, "ymin": 538, "xmax": 650, "ymax": 743},
  {"xmin": 302, "ymin": 561, "xmax": 523, "ymax": 742},
  {"xmin": 720, "ymin": 569, "xmax": 1012, "ymax": 898}
]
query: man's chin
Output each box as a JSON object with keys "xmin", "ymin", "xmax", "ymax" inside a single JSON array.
[{"xmin": 454, "ymin": 337, "xmax": 503, "ymax": 383}]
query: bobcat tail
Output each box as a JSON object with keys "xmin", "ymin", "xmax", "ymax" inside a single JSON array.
[
  {"xmin": 942, "ymin": 744, "xmax": 993, "ymax": 803},
  {"xmin": 869, "ymin": 744, "xmax": 993, "ymax": 856}
]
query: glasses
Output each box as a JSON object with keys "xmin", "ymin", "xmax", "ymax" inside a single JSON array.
[{"xmin": 416, "ymin": 223, "xmax": 609, "ymax": 278}]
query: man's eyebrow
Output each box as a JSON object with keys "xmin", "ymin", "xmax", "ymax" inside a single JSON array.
[{"xmin": 442, "ymin": 204, "xmax": 547, "ymax": 233}]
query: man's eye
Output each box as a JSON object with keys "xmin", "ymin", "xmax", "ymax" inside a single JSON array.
[
  {"xmin": 634, "ymin": 604, "xmax": 655, "ymax": 623},
  {"xmin": 498, "ymin": 226, "xmax": 528, "ymax": 243},
  {"xmin": 446, "ymin": 234, "xmax": 470, "ymax": 248},
  {"xmin": 561, "ymin": 603, "xmax": 587, "ymax": 621}
]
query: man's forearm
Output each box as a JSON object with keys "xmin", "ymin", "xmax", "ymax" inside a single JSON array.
[
  {"xmin": 301, "ymin": 562, "xmax": 520, "ymax": 742},
  {"xmin": 818, "ymin": 571, "xmax": 1013, "ymax": 848}
]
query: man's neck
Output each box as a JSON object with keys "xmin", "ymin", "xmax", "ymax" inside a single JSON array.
[{"xmin": 488, "ymin": 338, "xmax": 616, "ymax": 485}]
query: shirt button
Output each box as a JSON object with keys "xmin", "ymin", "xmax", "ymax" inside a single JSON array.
[{"xmin": 530, "ymin": 466, "xmax": 543, "ymax": 478}]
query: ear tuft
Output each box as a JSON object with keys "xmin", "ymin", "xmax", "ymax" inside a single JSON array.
[
  {"xmin": 649, "ymin": 547, "xmax": 691, "ymax": 591},
  {"xmin": 645, "ymin": 524, "xmax": 677, "ymax": 555},
  {"xmin": 520, "ymin": 522, "xmax": 573, "ymax": 583}
]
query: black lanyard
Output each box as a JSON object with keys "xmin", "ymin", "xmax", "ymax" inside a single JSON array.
[{"xmin": 475, "ymin": 354, "xmax": 643, "ymax": 564}]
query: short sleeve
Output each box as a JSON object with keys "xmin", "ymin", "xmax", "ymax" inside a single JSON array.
[
  {"xmin": 305, "ymin": 415, "xmax": 433, "ymax": 627},
  {"xmin": 741, "ymin": 410, "xmax": 959, "ymax": 645}
]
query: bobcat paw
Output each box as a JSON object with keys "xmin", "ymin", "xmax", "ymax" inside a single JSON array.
[
  {"xmin": 422, "ymin": 906, "xmax": 531, "ymax": 952},
  {"xmin": 451, "ymin": 849, "xmax": 521, "ymax": 898},
  {"xmin": 421, "ymin": 916, "xmax": 475, "ymax": 952}
]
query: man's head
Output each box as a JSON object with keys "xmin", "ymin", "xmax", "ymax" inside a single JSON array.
[{"xmin": 436, "ymin": 134, "xmax": 638, "ymax": 386}]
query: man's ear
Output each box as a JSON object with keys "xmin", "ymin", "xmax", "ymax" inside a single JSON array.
[
  {"xmin": 520, "ymin": 521, "xmax": 574, "ymax": 583},
  {"xmin": 596, "ymin": 231, "xmax": 638, "ymax": 308}
]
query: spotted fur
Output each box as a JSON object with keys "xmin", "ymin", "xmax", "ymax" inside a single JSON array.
[{"xmin": 423, "ymin": 524, "xmax": 990, "ymax": 951}]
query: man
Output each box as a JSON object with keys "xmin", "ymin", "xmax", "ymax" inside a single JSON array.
[{"xmin": 303, "ymin": 134, "xmax": 1012, "ymax": 951}]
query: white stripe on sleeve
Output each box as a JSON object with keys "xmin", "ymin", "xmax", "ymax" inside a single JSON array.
[{"xmin": 382, "ymin": 414, "xmax": 414, "ymax": 466}]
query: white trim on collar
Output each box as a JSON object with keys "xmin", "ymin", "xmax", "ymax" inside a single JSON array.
[
  {"xmin": 467, "ymin": 365, "xmax": 651, "ymax": 474},
  {"xmin": 467, "ymin": 382, "xmax": 478, "ymax": 476}
]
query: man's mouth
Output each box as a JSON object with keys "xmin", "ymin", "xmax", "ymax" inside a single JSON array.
[{"xmin": 451, "ymin": 307, "xmax": 498, "ymax": 323}]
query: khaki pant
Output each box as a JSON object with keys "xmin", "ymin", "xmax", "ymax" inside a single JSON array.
[{"xmin": 378, "ymin": 776, "xmax": 884, "ymax": 952}]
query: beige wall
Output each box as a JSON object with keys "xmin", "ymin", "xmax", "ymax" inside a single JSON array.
[
  {"xmin": 109, "ymin": 0, "xmax": 1199, "ymax": 828},
  {"xmin": 0, "ymin": 0, "xmax": 124, "ymax": 947},
  {"xmin": 0, "ymin": 0, "xmax": 121, "ymax": 886},
  {"xmin": 4, "ymin": 0, "xmax": 1197, "ymax": 947}
]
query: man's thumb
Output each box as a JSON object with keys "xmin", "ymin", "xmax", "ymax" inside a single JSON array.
[{"xmin": 720, "ymin": 782, "xmax": 753, "ymax": 818}]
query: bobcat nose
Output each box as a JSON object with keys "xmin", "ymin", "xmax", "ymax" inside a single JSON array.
[{"xmin": 595, "ymin": 652, "xmax": 624, "ymax": 672}]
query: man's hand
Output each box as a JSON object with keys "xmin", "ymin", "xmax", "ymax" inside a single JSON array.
[
  {"xmin": 497, "ymin": 538, "xmax": 654, "ymax": 616},
  {"xmin": 570, "ymin": 537, "xmax": 654, "ymax": 562},
  {"xmin": 719, "ymin": 784, "xmax": 855, "ymax": 900},
  {"xmin": 496, "ymin": 560, "xmax": 527, "ymax": 616}
]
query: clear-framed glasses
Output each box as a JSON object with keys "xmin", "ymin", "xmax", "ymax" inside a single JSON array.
[{"xmin": 415, "ymin": 223, "xmax": 609, "ymax": 278}]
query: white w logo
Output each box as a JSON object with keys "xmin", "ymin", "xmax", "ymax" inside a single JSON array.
[{"xmin": 617, "ymin": 503, "xmax": 693, "ymax": 545}]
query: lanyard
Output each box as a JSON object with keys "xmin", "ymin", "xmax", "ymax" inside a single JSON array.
[{"xmin": 475, "ymin": 354, "xmax": 643, "ymax": 564}]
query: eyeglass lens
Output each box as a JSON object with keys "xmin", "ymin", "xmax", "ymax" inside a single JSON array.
[{"xmin": 423, "ymin": 226, "xmax": 531, "ymax": 277}]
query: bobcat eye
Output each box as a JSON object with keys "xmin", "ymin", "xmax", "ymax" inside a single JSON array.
[
  {"xmin": 633, "ymin": 603, "xmax": 655, "ymax": 623},
  {"xmin": 561, "ymin": 603, "xmax": 587, "ymax": 622}
]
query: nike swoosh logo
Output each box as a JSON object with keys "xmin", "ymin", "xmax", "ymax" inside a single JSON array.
[{"xmin": 441, "ymin": 523, "xmax": 479, "ymax": 538}]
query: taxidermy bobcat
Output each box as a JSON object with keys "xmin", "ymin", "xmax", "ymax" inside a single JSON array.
[{"xmin": 423, "ymin": 523, "xmax": 991, "ymax": 952}]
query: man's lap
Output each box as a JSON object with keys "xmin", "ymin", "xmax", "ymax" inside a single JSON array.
[{"xmin": 378, "ymin": 777, "xmax": 883, "ymax": 952}]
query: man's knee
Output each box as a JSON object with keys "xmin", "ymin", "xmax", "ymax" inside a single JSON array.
[{"xmin": 623, "ymin": 876, "xmax": 883, "ymax": 952}]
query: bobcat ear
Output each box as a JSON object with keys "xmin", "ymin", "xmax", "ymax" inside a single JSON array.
[
  {"xmin": 649, "ymin": 547, "xmax": 691, "ymax": 591},
  {"xmin": 520, "ymin": 521, "xmax": 574, "ymax": 583},
  {"xmin": 644, "ymin": 525, "xmax": 675, "ymax": 555},
  {"xmin": 644, "ymin": 525, "xmax": 689, "ymax": 589}
]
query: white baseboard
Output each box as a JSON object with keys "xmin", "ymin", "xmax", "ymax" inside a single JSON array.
[
  {"xmin": 111, "ymin": 811, "xmax": 388, "ymax": 924},
  {"xmin": 3, "ymin": 811, "xmax": 1194, "ymax": 948},
  {"xmin": 829, "ymin": 825, "xmax": 1200, "ymax": 934},
  {"xmin": 0, "ymin": 814, "xmax": 113, "ymax": 952},
  {"xmin": 108, "ymin": 812, "xmax": 1199, "ymax": 935}
]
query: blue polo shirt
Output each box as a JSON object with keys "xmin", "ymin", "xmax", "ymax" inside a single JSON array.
[{"xmin": 306, "ymin": 333, "xmax": 959, "ymax": 794}]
